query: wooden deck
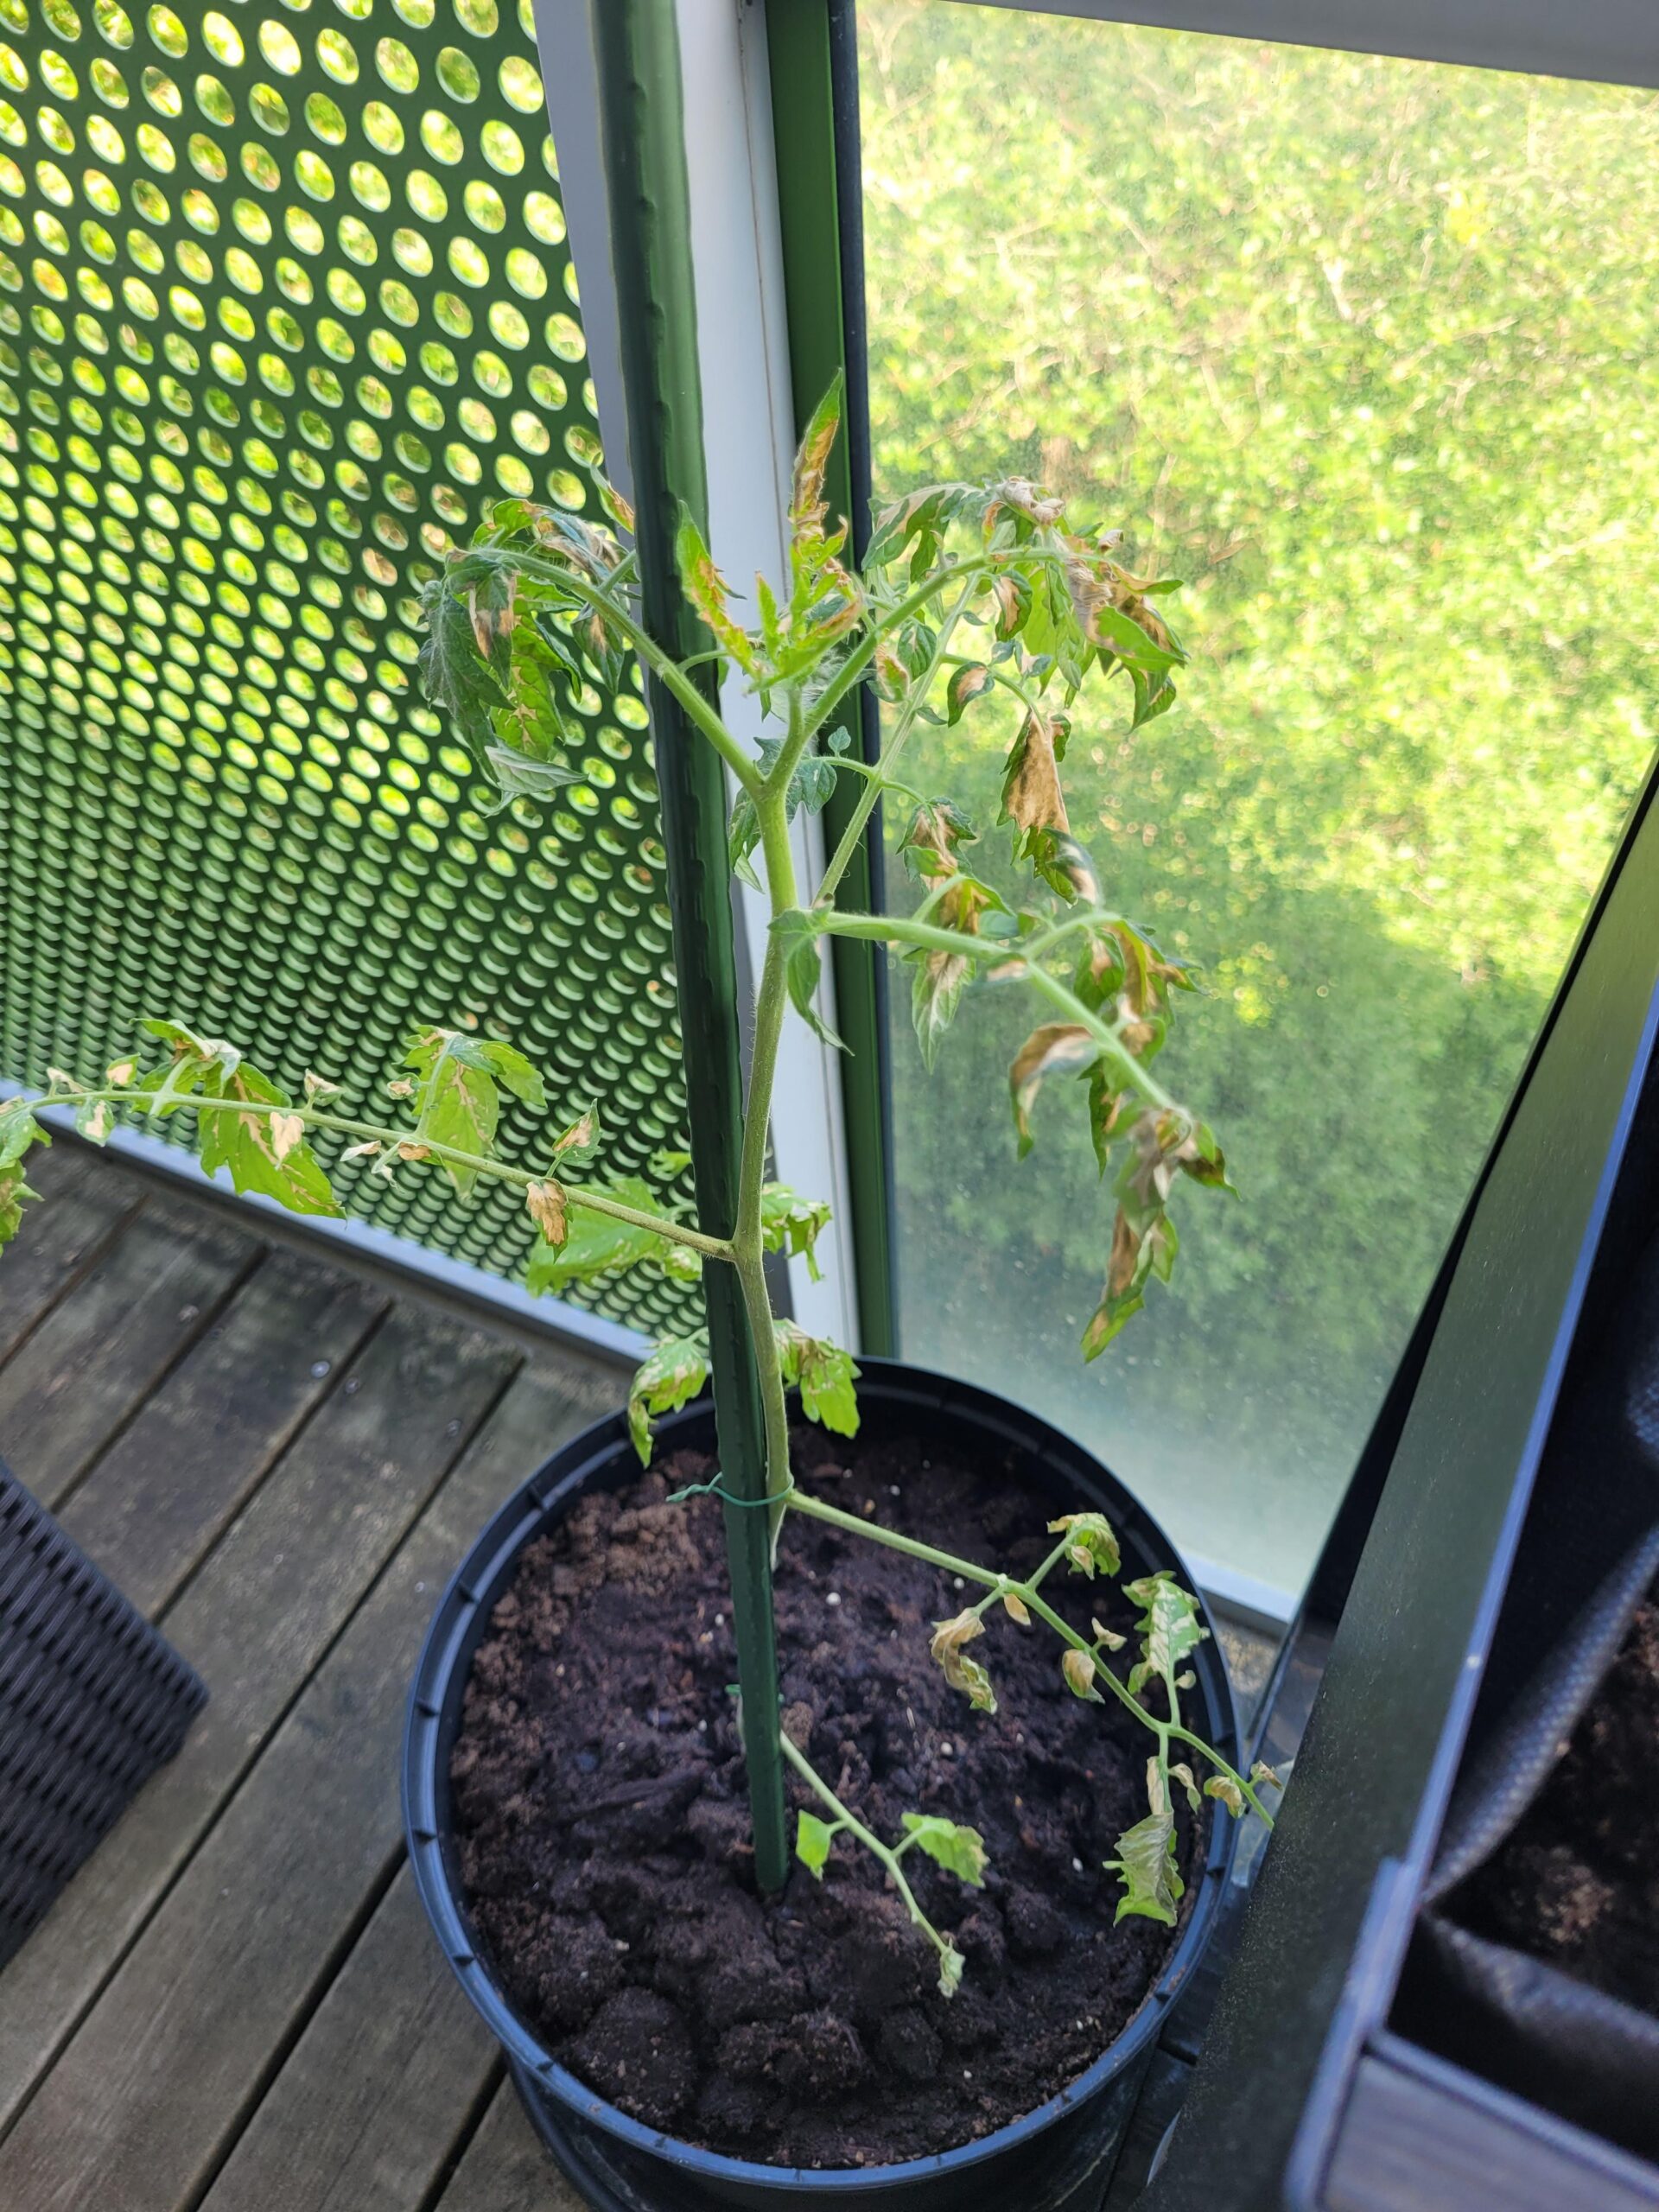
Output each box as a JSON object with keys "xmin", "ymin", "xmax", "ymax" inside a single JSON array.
[
  {"xmin": 0, "ymin": 1138, "xmax": 1281, "ymax": 2212},
  {"xmin": 0, "ymin": 1139, "xmax": 615, "ymax": 2212}
]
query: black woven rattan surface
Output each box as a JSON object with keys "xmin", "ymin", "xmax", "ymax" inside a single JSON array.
[{"xmin": 0, "ymin": 1459, "xmax": 206, "ymax": 1969}]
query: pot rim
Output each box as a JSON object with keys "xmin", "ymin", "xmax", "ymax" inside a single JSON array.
[{"xmin": 403, "ymin": 1355, "xmax": 1243, "ymax": 2193}]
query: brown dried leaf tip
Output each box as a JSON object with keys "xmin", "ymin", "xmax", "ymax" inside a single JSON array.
[{"xmin": 525, "ymin": 1179, "xmax": 569, "ymax": 1248}]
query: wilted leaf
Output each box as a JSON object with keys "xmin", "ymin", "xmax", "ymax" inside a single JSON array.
[
  {"xmin": 945, "ymin": 662, "xmax": 994, "ymax": 724},
  {"xmin": 931, "ymin": 1611, "xmax": 997, "ymax": 1715},
  {"xmin": 1002, "ymin": 1590, "xmax": 1031, "ymax": 1627},
  {"xmin": 1061, "ymin": 1648, "xmax": 1103, "ymax": 1702},
  {"xmin": 1105, "ymin": 1808, "xmax": 1185, "ymax": 1927},
  {"xmin": 796, "ymin": 1810, "xmax": 840, "ymax": 1880},
  {"xmin": 791, "ymin": 373, "xmax": 842, "ymax": 542},
  {"xmin": 467, "ymin": 565, "xmax": 517, "ymax": 677},
  {"xmin": 626, "ymin": 1333, "xmax": 710, "ymax": 1465},
  {"xmin": 899, "ymin": 798, "xmax": 977, "ymax": 881},
  {"xmin": 1000, "ymin": 709, "xmax": 1071, "ymax": 861},
  {"xmin": 1205, "ymin": 1775, "xmax": 1246, "ymax": 1818},
  {"xmin": 760, "ymin": 1184, "xmax": 832, "ymax": 1281},
  {"xmin": 525, "ymin": 1179, "xmax": 568, "ymax": 1246},
  {"xmin": 1170, "ymin": 1761, "xmax": 1203, "ymax": 1814},
  {"xmin": 900, "ymin": 1813, "xmax": 989, "ymax": 1887},
  {"xmin": 551, "ymin": 1103, "xmax": 601, "ymax": 1166},
  {"xmin": 1009, "ymin": 1024, "xmax": 1096, "ymax": 1159},
  {"xmin": 1251, "ymin": 1759, "xmax": 1283, "ymax": 1792},
  {"xmin": 1048, "ymin": 1510, "xmax": 1122, "ymax": 1579},
  {"xmin": 938, "ymin": 1944, "xmax": 965, "ymax": 2000},
  {"xmin": 776, "ymin": 1319, "xmax": 860, "ymax": 1435}
]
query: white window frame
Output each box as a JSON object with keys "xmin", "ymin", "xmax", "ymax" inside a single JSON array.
[{"xmin": 538, "ymin": 0, "xmax": 861, "ymax": 1351}]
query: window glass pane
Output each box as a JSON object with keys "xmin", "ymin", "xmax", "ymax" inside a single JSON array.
[{"xmin": 859, "ymin": 1, "xmax": 1656, "ymax": 1610}]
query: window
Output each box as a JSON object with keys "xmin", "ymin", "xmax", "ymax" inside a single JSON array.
[{"xmin": 859, "ymin": 1, "xmax": 1656, "ymax": 1610}]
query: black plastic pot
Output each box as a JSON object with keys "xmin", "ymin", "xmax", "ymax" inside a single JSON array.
[{"xmin": 404, "ymin": 1357, "xmax": 1243, "ymax": 2212}]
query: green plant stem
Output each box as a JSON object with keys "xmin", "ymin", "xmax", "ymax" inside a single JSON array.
[
  {"xmin": 778, "ymin": 1729, "xmax": 957, "ymax": 1973},
  {"xmin": 733, "ymin": 789, "xmax": 801, "ymax": 1535},
  {"xmin": 48, "ymin": 1088, "xmax": 733, "ymax": 1258},
  {"xmin": 784, "ymin": 1488, "xmax": 1271, "ymax": 1829},
  {"xmin": 817, "ymin": 912, "xmax": 1185, "ymax": 1120},
  {"xmin": 816, "ymin": 578, "xmax": 981, "ymax": 906}
]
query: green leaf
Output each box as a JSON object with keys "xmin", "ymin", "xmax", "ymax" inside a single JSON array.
[
  {"xmin": 0, "ymin": 1099, "xmax": 48, "ymax": 1250},
  {"xmin": 770, "ymin": 910, "xmax": 843, "ymax": 1050},
  {"xmin": 760, "ymin": 1183, "xmax": 832, "ymax": 1281},
  {"xmin": 75, "ymin": 1096, "xmax": 116, "ymax": 1146},
  {"xmin": 404, "ymin": 1027, "xmax": 543, "ymax": 1192},
  {"xmin": 482, "ymin": 746, "xmax": 583, "ymax": 802},
  {"xmin": 1104, "ymin": 1808, "xmax": 1185, "ymax": 1927},
  {"xmin": 776, "ymin": 1319, "xmax": 861, "ymax": 1436},
  {"xmin": 476, "ymin": 1038, "xmax": 547, "ymax": 1112},
  {"xmin": 901, "ymin": 1813, "xmax": 989, "ymax": 1887},
  {"xmin": 728, "ymin": 787, "xmax": 763, "ymax": 890},
  {"xmin": 627, "ymin": 1333, "xmax": 710, "ymax": 1465},
  {"xmin": 0, "ymin": 1096, "xmax": 43, "ymax": 1173},
  {"xmin": 796, "ymin": 1810, "xmax": 841, "ymax": 1881},
  {"xmin": 1122, "ymin": 1572, "xmax": 1207, "ymax": 1696},
  {"xmin": 417, "ymin": 573, "xmax": 509, "ymax": 759},
  {"xmin": 524, "ymin": 1176, "xmax": 683, "ymax": 1294},
  {"xmin": 1047, "ymin": 1510, "xmax": 1122, "ymax": 1579},
  {"xmin": 196, "ymin": 1061, "xmax": 342, "ymax": 1218}
]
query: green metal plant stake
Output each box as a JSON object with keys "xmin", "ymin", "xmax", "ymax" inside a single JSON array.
[
  {"xmin": 0, "ymin": 365, "xmax": 1281, "ymax": 1985},
  {"xmin": 588, "ymin": 0, "xmax": 790, "ymax": 1895}
]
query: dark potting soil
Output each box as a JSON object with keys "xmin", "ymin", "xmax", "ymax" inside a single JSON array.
[
  {"xmin": 1460, "ymin": 1586, "xmax": 1659, "ymax": 2016},
  {"xmin": 449, "ymin": 1425, "xmax": 1201, "ymax": 2170}
]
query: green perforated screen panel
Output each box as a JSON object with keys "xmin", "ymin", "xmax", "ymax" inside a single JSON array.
[{"xmin": 0, "ymin": 0, "xmax": 702, "ymax": 1336}]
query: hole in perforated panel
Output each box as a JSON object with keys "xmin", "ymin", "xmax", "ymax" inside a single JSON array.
[{"xmin": 0, "ymin": 0, "xmax": 696, "ymax": 1329}]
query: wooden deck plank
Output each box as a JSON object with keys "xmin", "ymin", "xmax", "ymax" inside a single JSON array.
[
  {"xmin": 0, "ymin": 1361, "xmax": 605, "ymax": 2212},
  {"xmin": 58, "ymin": 1248, "xmax": 390, "ymax": 1618},
  {"xmin": 0, "ymin": 1149, "xmax": 145, "ymax": 1371},
  {"xmin": 195, "ymin": 1866, "xmax": 497, "ymax": 2212},
  {"xmin": 0, "ymin": 1198, "xmax": 264, "ymax": 1509},
  {"xmin": 434, "ymin": 2082, "xmax": 583, "ymax": 2212},
  {"xmin": 0, "ymin": 1304, "xmax": 519, "ymax": 2139}
]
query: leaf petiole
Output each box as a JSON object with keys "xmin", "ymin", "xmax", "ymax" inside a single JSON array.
[{"xmin": 39, "ymin": 1087, "xmax": 734, "ymax": 1260}]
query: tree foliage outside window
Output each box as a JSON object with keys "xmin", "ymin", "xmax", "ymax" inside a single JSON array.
[{"xmin": 859, "ymin": 1, "xmax": 1659, "ymax": 1597}]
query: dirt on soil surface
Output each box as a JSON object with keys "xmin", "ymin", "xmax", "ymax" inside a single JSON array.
[
  {"xmin": 449, "ymin": 1423, "xmax": 1202, "ymax": 2170},
  {"xmin": 1461, "ymin": 1590, "xmax": 1659, "ymax": 2015}
]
